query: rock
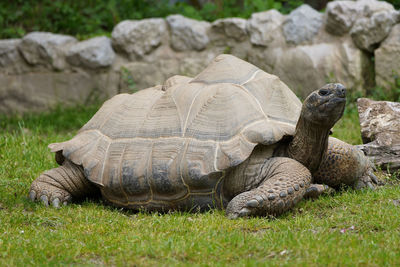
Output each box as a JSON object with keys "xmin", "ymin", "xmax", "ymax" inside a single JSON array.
[
  {"xmin": 211, "ymin": 18, "xmax": 248, "ymax": 42},
  {"xmin": 118, "ymin": 51, "xmax": 216, "ymax": 91},
  {"xmin": 248, "ymin": 39, "xmax": 371, "ymax": 98},
  {"xmin": 119, "ymin": 59, "xmax": 179, "ymax": 92},
  {"xmin": 375, "ymin": 24, "xmax": 400, "ymax": 89},
  {"xmin": 66, "ymin": 36, "xmax": 115, "ymax": 69},
  {"xmin": 0, "ymin": 39, "xmax": 21, "ymax": 67},
  {"xmin": 166, "ymin": 15, "xmax": 210, "ymax": 51},
  {"xmin": 325, "ymin": 1, "xmax": 361, "ymax": 36},
  {"xmin": 325, "ymin": 0, "xmax": 397, "ymax": 37},
  {"xmin": 0, "ymin": 71, "xmax": 118, "ymax": 114},
  {"xmin": 18, "ymin": 32, "xmax": 77, "ymax": 70},
  {"xmin": 357, "ymin": 98, "xmax": 400, "ymax": 172},
  {"xmin": 111, "ymin": 19, "xmax": 166, "ymax": 59},
  {"xmin": 282, "ymin": 4, "xmax": 323, "ymax": 45},
  {"xmin": 178, "ymin": 52, "xmax": 217, "ymax": 77},
  {"xmin": 350, "ymin": 10, "xmax": 398, "ymax": 52},
  {"xmin": 246, "ymin": 10, "xmax": 285, "ymax": 47}
]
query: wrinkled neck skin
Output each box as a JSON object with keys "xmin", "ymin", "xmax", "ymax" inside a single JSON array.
[{"xmin": 286, "ymin": 115, "xmax": 331, "ymax": 174}]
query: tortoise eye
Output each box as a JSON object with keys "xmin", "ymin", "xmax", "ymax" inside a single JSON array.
[{"xmin": 318, "ymin": 89, "xmax": 330, "ymax": 96}]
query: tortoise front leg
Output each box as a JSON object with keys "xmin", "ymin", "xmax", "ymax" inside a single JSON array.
[
  {"xmin": 226, "ymin": 157, "xmax": 311, "ymax": 218},
  {"xmin": 29, "ymin": 160, "xmax": 98, "ymax": 207}
]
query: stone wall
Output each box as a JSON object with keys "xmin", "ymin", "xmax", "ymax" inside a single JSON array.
[{"xmin": 0, "ymin": 0, "xmax": 399, "ymax": 114}]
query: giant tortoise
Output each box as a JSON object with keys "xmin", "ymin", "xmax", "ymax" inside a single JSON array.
[{"xmin": 29, "ymin": 54, "xmax": 378, "ymax": 218}]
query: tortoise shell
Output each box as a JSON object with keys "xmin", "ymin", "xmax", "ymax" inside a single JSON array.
[{"xmin": 49, "ymin": 54, "xmax": 301, "ymax": 208}]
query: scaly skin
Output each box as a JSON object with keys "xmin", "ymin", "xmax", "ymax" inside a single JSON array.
[
  {"xmin": 225, "ymin": 157, "xmax": 311, "ymax": 218},
  {"xmin": 29, "ymin": 160, "xmax": 98, "ymax": 207},
  {"xmin": 314, "ymin": 137, "xmax": 378, "ymax": 189}
]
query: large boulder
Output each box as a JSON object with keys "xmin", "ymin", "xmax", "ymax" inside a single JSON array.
[
  {"xmin": 282, "ymin": 4, "xmax": 323, "ymax": 45},
  {"xmin": 111, "ymin": 19, "xmax": 167, "ymax": 59},
  {"xmin": 18, "ymin": 32, "xmax": 77, "ymax": 70},
  {"xmin": 0, "ymin": 39, "xmax": 21, "ymax": 67},
  {"xmin": 246, "ymin": 10, "xmax": 285, "ymax": 47},
  {"xmin": 375, "ymin": 24, "xmax": 400, "ymax": 89},
  {"xmin": 119, "ymin": 59, "xmax": 179, "ymax": 92},
  {"xmin": 248, "ymin": 39, "xmax": 371, "ymax": 97},
  {"xmin": 166, "ymin": 15, "xmax": 210, "ymax": 51},
  {"xmin": 118, "ymin": 51, "xmax": 217, "ymax": 91},
  {"xmin": 325, "ymin": 0, "xmax": 396, "ymax": 36},
  {"xmin": 210, "ymin": 18, "xmax": 248, "ymax": 42},
  {"xmin": 350, "ymin": 10, "xmax": 398, "ymax": 52},
  {"xmin": 357, "ymin": 98, "xmax": 400, "ymax": 172},
  {"xmin": 66, "ymin": 36, "xmax": 115, "ymax": 69},
  {"xmin": 0, "ymin": 71, "xmax": 118, "ymax": 114}
]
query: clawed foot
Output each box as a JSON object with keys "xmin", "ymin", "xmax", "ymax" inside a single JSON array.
[
  {"xmin": 226, "ymin": 192, "xmax": 268, "ymax": 219},
  {"xmin": 304, "ymin": 184, "xmax": 332, "ymax": 198},
  {"xmin": 354, "ymin": 169, "xmax": 381, "ymax": 190},
  {"xmin": 29, "ymin": 178, "xmax": 72, "ymax": 208},
  {"xmin": 226, "ymin": 186, "xmax": 302, "ymax": 219}
]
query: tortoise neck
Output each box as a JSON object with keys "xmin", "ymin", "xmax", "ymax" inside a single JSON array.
[{"xmin": 287, "ymin": 115, "xmax": 331, "ymax": 173}]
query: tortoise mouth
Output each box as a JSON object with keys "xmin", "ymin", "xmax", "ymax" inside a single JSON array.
[{"xmin": 319, "ymin": 96, "xmax": 346, "ymax": 107}]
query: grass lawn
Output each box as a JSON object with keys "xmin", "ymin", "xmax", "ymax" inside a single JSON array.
[{"xmin": 1, "ymin": 100, "xmax": 400, "ymax": 266}]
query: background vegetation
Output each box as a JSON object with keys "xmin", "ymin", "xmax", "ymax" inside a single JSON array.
[{"xmin": 1, "ymin": 0, "xmax": 399, "ymax": 39}]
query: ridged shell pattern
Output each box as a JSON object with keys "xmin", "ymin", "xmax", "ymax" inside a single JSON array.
[{"xmin": 48, "ymin": 54, "xmax": 302, "ymax": 208}]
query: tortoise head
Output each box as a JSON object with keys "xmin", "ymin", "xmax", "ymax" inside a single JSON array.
[{"xmin": 301, "ymin": 83, "xmax": 346, "ymax": 127}]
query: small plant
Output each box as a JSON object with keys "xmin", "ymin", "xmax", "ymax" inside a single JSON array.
[
  {"xmin": 223, "ymin": 46, "xmax": 232, "ymax": 54},
  {"xmin": 120, "ymin": 67, "xmax": 137, "ymax": 93}
]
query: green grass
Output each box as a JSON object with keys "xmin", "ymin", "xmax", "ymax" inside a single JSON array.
[{"xmin": 1, "ymin": 102, "xmax": 400, "ymax": 266}]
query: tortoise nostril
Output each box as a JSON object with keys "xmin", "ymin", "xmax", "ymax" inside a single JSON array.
[{"xmin": 338, "ymin": 87, "xmax": 346, "ymax": 97}]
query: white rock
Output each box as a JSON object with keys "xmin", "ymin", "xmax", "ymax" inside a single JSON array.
[
  {"xmin": 119, "ymin": 59, "xmax": 179, "ymax": 91},
  {"xmin": 111, "ymin": 19, "xmax": 166, "ymax": 58},
  {"xmin": 325, "ymin": 0, "xmax": 396, "ymax": 36},
  {"xmin": 211, "ymin": 18, "xmax": 248, "ymax": 42},
  {"xmin": 246, "ymin": 10, "xmax": 285, "ymax": 47},
  {"xmin": 282, "ymin": 4, "xmax": 323, "ymax": 45},
  {"xmin": 375, "ymin": 24, "xmax": 400, "ymax": 89},
  {"xmin": 351, "ymin": 10, "xmax": 398, "ymax": 52},
  {"xmin": 18, "ymin": 32, "xmax": 77, "ymax": 70},
  {"xmin": 66, "ymin": 36, "xmax": 115, "ymax": 69},
  {"xmin": 357, "ymin": 98, "xmax": 400, "ymax": 172},
  {"xmin": 166, "ymin": 15, "xmax": 210, "ymax": 51},
  {"xmin": 0, "ymin": 71, "xmax": 118, "ymax": 114},
  {"xmin": 0, "ymin": 39, "xmax": 21, "ymax": 67}
]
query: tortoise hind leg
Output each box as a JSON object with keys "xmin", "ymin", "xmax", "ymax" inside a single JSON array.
[
  {"xmin": 314, "ymin": 137, "xmax": 379, "ymax": 190},
  {"xmin": 29, "ymin": 160, "xmax": 98, "ymax": 207},
  {"xmin": 226, "ymin": 157, "xmax": 312, "ymax": 218}
]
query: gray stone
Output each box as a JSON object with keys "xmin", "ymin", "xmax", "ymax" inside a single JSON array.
[
  {"xmin": 0, "ymin": 39, "xmax": 21, "ymax": 67},
  {"xmin": 246, "ymin": 10, "xmax": 285, "ymax": 47},
  {"xmin": 167, "ymin": 15, "xmax": 210, "ymax": 51},
  {"xmin": 178, "ymin": 52, "xmax": 217, "ymax": 77},
  {"xmin": 375, "ymin": 24, "xmax": 400, "ymax": 89},
  {"xmin": 357, "ymin": 98, "xmax": 400, "ymax": 172},
  {"xmin": 351, "ymin": 10, "xmax": 398, "ymax": 52},
  {"xmin": 211, "ymin": 18, "xmax": 248, "ymax": 42},
  {"xmin": 119, "ymin": 59, "xmax": 179, "ymax": 92},
  {"xmin": 282, "ymin": 4, "xmax": 323, "ymax": 45},
  {"xmin": 325, "ymin": 0, "xmax": 396, "ymax": 36},
  {"xmin": 111, "ymin": 19, "xmax": 166, "ymax": 59},
  {"xmin": 66, "ymin": 36, "xmax": 115, "ymax": 69},
  {"xmin": 18, "ymin": 32, "xmax": 77, "ymax": 70},
  {"xmin": 0, "ymin": 71, "xmax": 118, "ymax": 114},
  {"xmin": 325, "ymin": 1, "xmax": 361, "ymax": 36}
]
